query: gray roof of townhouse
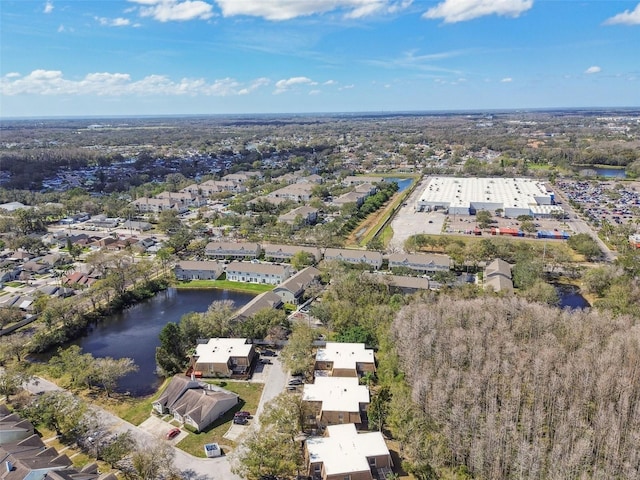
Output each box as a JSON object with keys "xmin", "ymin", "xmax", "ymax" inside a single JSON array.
[
  {"xmin": 387, "ymin": 252, "xmax": 451, "ymax": 268},
  {"xmin": 234, "ymin": 291, "xmax": 283, "ymax": 319},
  {"xmin": 324, "ymin": 248, "xmax": 383, "ymax": 263},
  {"xmin": 205, "ymin": 242, "xmax": 260, "ymax": 253},
  {"xmin": 262, "ymin": 244, "xmax": 321, "ymax": 260},
  {"xmin": 274, "ymin": 266, "xmax": 321, "ymax": 295},
  {"xmin": 485, "ymin": 258, "xmax": 513, "ymax": 279},
  {"xmin": 226, "ymin": 261, "xmax": 289, "ymax": 276},
  {"xmin": 176, "ymin": 260, "xmax": 224, "ymax": 273}
]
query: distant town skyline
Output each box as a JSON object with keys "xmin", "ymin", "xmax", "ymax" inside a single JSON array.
[{"xmin": 1, "ymin": 0, "xmax": 639, "ymax": 117}]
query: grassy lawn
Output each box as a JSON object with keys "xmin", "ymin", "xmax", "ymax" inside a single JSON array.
[
  {"xmin": 175, "ymin": 279, "xmax": 273, "ymax": 293},
  {"xmin": 176, "ymin": 380, "xmax": 264, "ymax": 457},
  {"xmin": 380, "ymin": 225, "xmax": 394, "ymax": 248},
  {"xmin": 95, "ymin": 378, "xmax": 171, "ymax": 426},
  {"xmin": 5, "ymin": 281, "xmax": 23, "ymax": 287}
]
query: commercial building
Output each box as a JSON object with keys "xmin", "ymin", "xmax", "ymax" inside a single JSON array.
[{"xmin": 417, "ymin": 177, "xmax": 560, "ymax": 218}]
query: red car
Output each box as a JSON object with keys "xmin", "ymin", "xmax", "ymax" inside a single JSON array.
[
  {"xmin": 165, "ymin": 427, "xmax": 181, "ymax": 440},
  {"xmin": 234, "ymin": 411, "xmax": 252, "ymax": 419}
]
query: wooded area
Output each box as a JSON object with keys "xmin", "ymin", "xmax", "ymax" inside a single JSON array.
[{"xmin": 392, "ymin": 296, "xmax": 640, "ymax": 479}]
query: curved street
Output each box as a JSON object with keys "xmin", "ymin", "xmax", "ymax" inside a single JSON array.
[{"xmin": 23, "ymin": 354, "xmax": 288, "ymax": 480}]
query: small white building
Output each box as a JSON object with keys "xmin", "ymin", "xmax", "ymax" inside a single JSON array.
[
  {"xmin": 306, "ymin": 424, "xmax": 393, "ymax": 480},
  {"xmin": 303, "ymin": 377, "xmax": 370, "ymax": 428},
  {"xmin": 314, "ymin": 342, "xmax": 376, "ymax": 377},
  {"xmin": 174, "ymin": 261, "xmax": 224, "ymax": 280},
  {"xmin": 323, "ymin": 248, "xmax": 383, "ymax": 270}
]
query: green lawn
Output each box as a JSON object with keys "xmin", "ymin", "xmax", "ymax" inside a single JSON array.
[
  {"xmin": 97, "ymin": 378, "xmax": 171, "ymax": 426},
  {"xmin": 176, "ymin": 380, "xmax": 264, "ymax": 457},
  {"xmin": 175, "ymin": 279, "xmax": 274, "ymax": 293}
]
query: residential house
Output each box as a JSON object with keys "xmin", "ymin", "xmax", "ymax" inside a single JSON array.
[
  {"xmin": 273, "ymin": 266, "xmax": 321, "ymax": 304},
  {"xmin": 278, "ymin": 206, "xmax": 319, "ymax": 226},
  {"xmin": 343, "ymin": 176, "xmax": 384, "ymax": 186},
  {"xmin": 156, "ymin": 191, "xmax": 205, "ymax": 209},
  {"xmin": 314, "ymin": 342, "xmax": 376, "ymax": 378},
  {"xmin": 262, "ymin": 244, "xmax": 321, "ymax": 263},
  {"xmin": 306, "ymin": 423, "xmax": 393, "ymax": 480},
  {"xmin": 0, "ymin": 261, "xmax": 21, "ymax": 283},
  {"xmin": 204, "ymin": 242, "xmax": 261, "ymax": 260},
  {"xmin": 122, "ymin": 220, "xmax": 153, "ymax": 232},
  {"xmin": 0, "ymin": 405, "xmax": 34, "ymax": 444},
  {"xmin": 299, "ymin": 174, "xmax": 323, "ymax": 184},
  {"xmin": 353, "ymin": 183, "xmax": 378, "ymax": 196},
  {"xmin": 267, "ymin": 184, "xmax": 314, "ymax": 202},
  {"xmin": 323, "ymin": 249, "xmax": 383, "ymax": 270},
  {"xmin": 387, "ymin": 253, "xmax": 451, "ymax": 273},
  {"xmin": 233, "ymin": 291, "xmax": 283, "ymax": 321},
  {"xmin": 63, "ymin": 271, "xmax": 97, "ymax": 288},
  {"xmin": 484, "ymin": 258, "xmax": 514, "ymax": 293},
  {"xmin": 192, "ymin": 338, "xmax": 256, "ymax": 377},
  {"xmin": 174, "ymin": 261, "xmax": 224, "ymax": 281},
  {"xmin": 302, "ymin": 377, "xmax": 370, "ymax": 429},
  {"xmin": 152, "ymin": 376, "xmax": 239, "ymax": 433},
  {"xmin": 332, "ymin": 191, "xmax": 368, "ymax": 208},
  {"xmin": 364, "ymin": 273, "xmax": 430, "ymax": 294},
  {"xmin": 0, "ymin": 434, "xmax": 73, "ymax": 478},
  {"xmin": 225, "ymin": 262, "xmax": 291, "ymax": 285},
  {"xmin": 190, "ymin": 180, "xmax": 245, "ymax": 195},
  {"xmin": 222, "ymin": 172, "xmax": 255, "ymax": 184},
  {"xmin": 131, "ymin": 197, "xmax": 188, "ymax": 214}
]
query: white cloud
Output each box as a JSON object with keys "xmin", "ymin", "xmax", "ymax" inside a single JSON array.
[
  {"xmin": 96, "ymin": 17, "xmax": 132, "ymax": 27},
  {"xmin": 423, "ymin": 0, "xmax": 533, "ymax": 23},
  {"xmin": 43, "ymin": 1, "xmax": 54, "ymax": 13},
  {"xmin": 214, "ymin": 0, "xmax": 412, "ymax": 21},
  {"xmin": 274, "ymin": 76, "xmax": 317, "ymax": 94},
  {"xmin": 57, "ymin": 24, "xmax": 65, "ymax": 32},
  {"xmin": 585, "ymin": 66, "xmax": 601, "ymax": 74},
  {"xmin": 501, "ymin": 77, "xmax": 513, "ymax": 82},
  {"xmin": 238, "ymin": 77, "xmax": 270, "ymax": 95},
  {"xmin": 339, "ymin": 84, "xmax": 355, "ymax": 90},
  {"xmin": 0, "ymin": 70, "xmax": 270, "ymax": 97},
  {"xmin": 604, "ymin": 3, "xmax": 640, "ymax": 25},
  {"xmin": 324, "ymin": 80, "xmax": 337, "ymax": 86},
  {"xmin": 308, "ymin": 89, "xmax": 321, "ymax": 95},
  {"xmin": 130, "ymin": 0, "xmax": 214, "ymax": 22}
]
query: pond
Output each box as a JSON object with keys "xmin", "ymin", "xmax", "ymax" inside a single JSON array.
[
  {"xmin": 73, "ymin": 288, "xmax": 256, "ymax": 396},
  {"xmin": 386, "ymin": 177, "xmax": 413, "ymax": 192},
  {"xmin": 594, "ymin": 167, "xmax": 626, "ymax": 178},
  {"xmin": 556, "ymin": 285, "xmax": 590, "ymax": 309}
]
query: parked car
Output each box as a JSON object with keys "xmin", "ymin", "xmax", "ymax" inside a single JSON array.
[
  {"xmin": 288, "ymin": 378, "xmax": 303, "ymax": 386},
  {"xmin": 233, "ymin": 416, "xmax": 248, "ymax": 425},
  {"xmin": 234, "ymin": 411, "xmax": 252, "ymax": 419},
  {"xmin": 165, "ymin": 427, "xmax": 181, "ymax": 440},
  {"xmin": 260, "ymin": 358, "xmax": 272, "ymax": 364}
]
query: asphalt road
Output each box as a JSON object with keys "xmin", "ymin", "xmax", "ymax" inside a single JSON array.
[{"xmin": 21, "ymin": 362, "xmax": 287, "ymax": 480}]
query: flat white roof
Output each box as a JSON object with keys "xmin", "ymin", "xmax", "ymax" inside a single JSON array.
[
  {"xmin": 303, "ymin": 377, "xmax": 369, "ymax": 412},
  {"xmin": 306, "ymin": 424, "xmax": 389, "ymax": 475},
  {"xmin": 195, "ymin": 338, "xmax": 252, "ymax": 364},
  {"xmin": 315, "ymin": 342, "xmax": 375, "ymax": 371},
  {"xmin": 419, "ymin": 177, "xmax": 552, "ymax": 211}
]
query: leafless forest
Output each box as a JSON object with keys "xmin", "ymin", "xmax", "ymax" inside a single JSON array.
[{"xmin": 392, "ymin": 297, "xmax": 640, "ymax": 479}]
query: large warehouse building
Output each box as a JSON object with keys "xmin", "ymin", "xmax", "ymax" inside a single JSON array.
[{"xmin": 417, "ymin": 177, "xmax": 562, "ymax": 218}]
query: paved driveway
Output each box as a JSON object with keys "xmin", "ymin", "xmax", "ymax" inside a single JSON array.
[{"xmin": 22, "ymin": 376, "xmax": 241, "ymax": 480}]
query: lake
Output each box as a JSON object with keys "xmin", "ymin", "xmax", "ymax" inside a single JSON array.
[{"xmin": 74, "ymin": 288, "xmax": 256, "ymax": 396}]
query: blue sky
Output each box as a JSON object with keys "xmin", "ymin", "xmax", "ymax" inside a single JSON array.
[{"xmin": 1, "ymin": 0, "xmax": 639, "ymax": 117}]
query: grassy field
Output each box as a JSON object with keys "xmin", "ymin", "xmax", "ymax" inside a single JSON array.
[
  {"xmin": 175, "ymin": 279, "xmax": 273, "ymax": 293},
  {"xmin": 96, "ymin": 377, "xmax": 171, "ymax": 426},
  {"xmin": 176, "ymin": 380, "xmax": 264, "ymax": 457}
]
